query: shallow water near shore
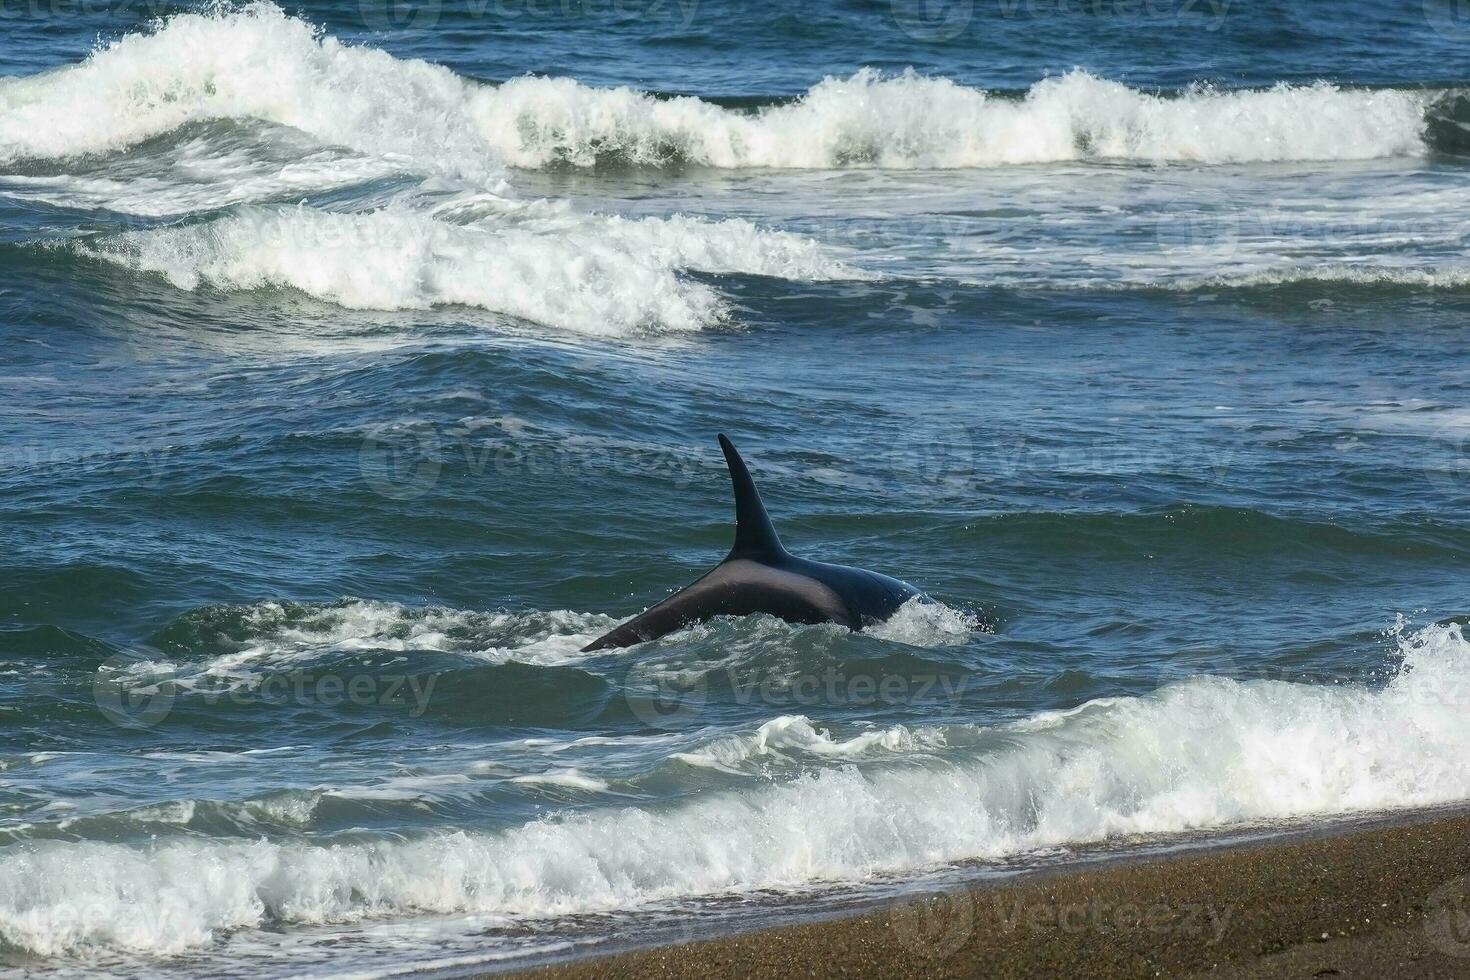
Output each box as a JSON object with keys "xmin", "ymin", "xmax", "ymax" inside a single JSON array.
[{"xmin": 4, "ymin": 1, "xmax": 1470, "ymax": 976}]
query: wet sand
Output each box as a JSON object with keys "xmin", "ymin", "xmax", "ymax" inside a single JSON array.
[{"xmin": 496, "ymin": 811, "xmax": 1470, "ymax": 980}]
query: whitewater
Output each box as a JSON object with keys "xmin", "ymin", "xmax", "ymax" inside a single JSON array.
[
  {"xmin": 4, "ymin": 613, "xmax": 1469, "ymax": 965},
  {"xmin": 0, "ymin": 4, "xmax": 1461, "ymax": 333},
  {"xmin": 0, "ymin": 5, "xmax": 1435, "ymax": 172}
]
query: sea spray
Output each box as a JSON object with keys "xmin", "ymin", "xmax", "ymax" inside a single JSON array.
[
  {"xmin": 0, "ymin": 6, "xmax": 1434, "ymax": 173},
  {"xmin": 6, "ymin": 621, "xmax": 1470, "ymax": 957},
  {"xmin": 79, "ymin": 206, "xmax": 861, "ymax": 334}
]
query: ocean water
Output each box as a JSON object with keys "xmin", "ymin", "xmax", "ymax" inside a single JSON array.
[{"xmin": 4, "ymin": 0, "xmax": 1470, "ymax": 974}]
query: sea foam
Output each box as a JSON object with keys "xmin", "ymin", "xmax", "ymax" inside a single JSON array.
[
  {"xmin": 0, "ymin": 3, "xmax": 503, "ymax": 184},
  {"xmin": 1, "ymin": 3, "xmax": 1443, "ymax": 334},
  {"xmin": 6, "ymin": 621, "xmax": 1470, "ymax": 957},
  {"xmin": 479, "ymin": 69, "xmax": 1430, "ymax": 169},
  {"xmin": 0, "ymin": 5, "xmax": 1434, "ymax": 175},
  {"xmin": 81, "ymin": 205, "xmax": 860, "ymax": 334},
  {"xmin": 134, "ymin": 598, "xmax": 619, "ymax": 682}
]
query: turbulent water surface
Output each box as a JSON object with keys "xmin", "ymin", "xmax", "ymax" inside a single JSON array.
[{"xmin": 4, "ymin": 0, "xmax": 1470, "ymax": 975}]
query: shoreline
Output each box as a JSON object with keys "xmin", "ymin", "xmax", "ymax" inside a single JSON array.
[{"xmin": 490, "ymin": 809, "xmax": 1470, "ymax": 980}]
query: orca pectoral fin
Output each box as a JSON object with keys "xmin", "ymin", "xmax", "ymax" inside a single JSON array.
[
  {"xmin": 581, "ymin": 571, "xmax": 721, "ymax": 652},
  {"xmin": 580, "ymin": 618, "xmax": 650, "ymax": 652}
]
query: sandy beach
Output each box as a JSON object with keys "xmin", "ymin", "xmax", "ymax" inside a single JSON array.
[{"xmin": 499, "ymin": 811, "xmax": 1470, "ymax": 980}]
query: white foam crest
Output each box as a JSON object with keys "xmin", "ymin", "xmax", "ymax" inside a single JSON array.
[
  {"xmin": 864, "ymin": 597, "xmax": 981, "ymax": 645},
  {"xmin": 1170, "ymin": 264, "xmax": 1470, "ymax": 291},
  {"xmin": 508, "ymin": 769, "xmax": 611, "ymax": 792},
  {"xmin": 116, "ymin": 802, "xmax": 195, "ymax": 826},
  {"xmin": 10, "ymin": 791, "xmax": 332, "ymax": 841},
  {"xmin": 574, "ymin": 212, "xmax": 865, "ymax": 282},
  {"xmin": 325, "ymin": 774, "xmax": 474, "ymax": 802},
  {"xmin": 80, "ymin": 206, "xmax": 717, "ymax": 334},
  {"xmin": 13, "ymin": 622, "xmax": 1470, "ymax": 958},
  {"xmin": 672, "ymin": 715, "xmax": 948, "ymax": 772},
  {"xmin": 229, "ymin": 600, "xmax": 610, "ymax": 669},
  {"xmin": 130, "ymin": 600, "xmax": 616, "ymax": 686},
  {"xmin": 475, "ymin": 69, "xmax": 1430, "ymax": 169},
  {"xmin": 0, "ymin": 150, "xmax": 398, "ymax": 217},
  {"xmin": 0, "ymin": 3, "xmax": 504, "ymax": 185},
  {"xmin": 239, "ymin": 793, "xmax": 320, "ymax": 829},
  {"xmin": 0, "ymin": 6, "xmax": 1429, "ymax": 179},
  {"xmin": 80, "ymin": 204, "xmax": 855, "ymax": 333}
]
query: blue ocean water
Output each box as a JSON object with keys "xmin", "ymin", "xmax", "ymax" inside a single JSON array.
[{"xmin": 4, "ymin": 1, "xmax": 1470, "ymax": 975}]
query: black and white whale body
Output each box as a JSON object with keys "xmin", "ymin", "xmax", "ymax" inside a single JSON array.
[{"xmin": 582, "ymin": 435, "xmax": 927, "ymax": 652}]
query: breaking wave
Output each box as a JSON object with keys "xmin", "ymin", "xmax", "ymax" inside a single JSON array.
[
  {"xmin": 142, "ymin": 598, "xmax": 617, "ymax": 676},
  {"xmin": 480, "ymin": 69, "xmax": 1432, "ymax": 169},
  {"xmin": 3, "ymin": 3, "xmax": 1459, "ymax": 333},
  {"xmin": 6, "ymin": 621, "xmax": 1470, "ymax": 956},
  {"xmin": 78, "ymin": 204, "xmax": 860, "ymax": 334},
  {"xmin": 0, "ymin": 3, "xmax": 505, "ymax": 184},
  {"xmin": 0, "ymin": 4, "xmax": 1442, "ymax": 175}
]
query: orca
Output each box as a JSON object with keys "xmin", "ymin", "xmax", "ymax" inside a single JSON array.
[{"xmin": 582, "ymin": 434, "xmax": 927, "ymax": 651}]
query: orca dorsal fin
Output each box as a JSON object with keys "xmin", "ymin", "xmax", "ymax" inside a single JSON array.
[{"xmin": 718, "ymin": 434, "xmax": 787, "ymax": 559}]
